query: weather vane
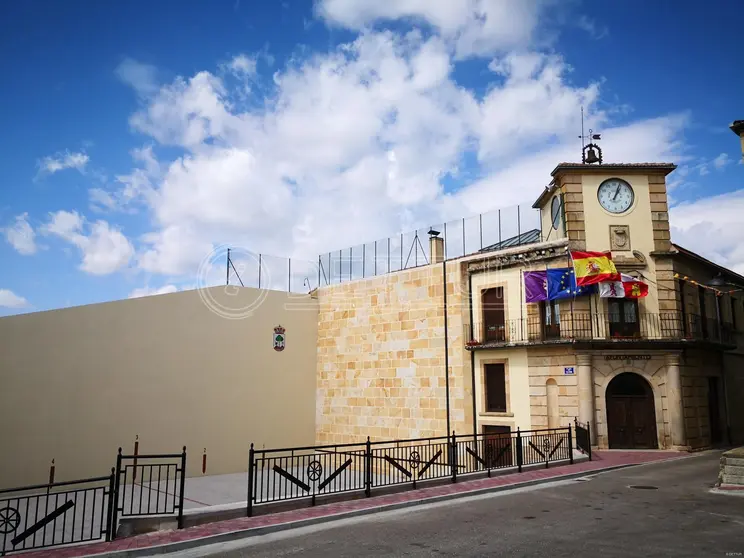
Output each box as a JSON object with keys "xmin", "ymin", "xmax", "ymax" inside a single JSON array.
[{"xmin": 579, "ymin": 106, "xmax": 603, "ymax": 164}]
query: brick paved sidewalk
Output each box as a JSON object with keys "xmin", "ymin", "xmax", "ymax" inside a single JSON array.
[{"xmin": 22, "ymin": 451, "xmax": 687, "ymax": 558}]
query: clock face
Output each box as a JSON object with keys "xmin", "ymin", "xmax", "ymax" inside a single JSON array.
[
  {"xmin": 598, "ymin": 178, "xmax": 634, "ymax": 214},
  {"xmin": 550, "ymin": 196, "xmax": 561, "ymax": 229}
]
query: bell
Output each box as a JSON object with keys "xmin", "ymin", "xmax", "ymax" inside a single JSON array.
[{"xmin": 585, "ymin": 146, "xmax": 599, "ymax": 164}]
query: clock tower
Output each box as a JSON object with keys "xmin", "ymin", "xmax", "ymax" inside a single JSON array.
[{"xmin": 532, "ymin": 162, "xmax": 678, "ymax": 315}]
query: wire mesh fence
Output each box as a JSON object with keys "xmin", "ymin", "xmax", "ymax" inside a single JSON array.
[
  {"xmin": 224, "ymin": 204, "xmax": 543, "ymax": 292},
  {"xmin": 317, "ymin": 204, "xmax": 542, "ymax": 286}
]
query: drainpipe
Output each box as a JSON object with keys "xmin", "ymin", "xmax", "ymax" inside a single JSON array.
[
  {"xmin": 469, "ymin": 272, "xmax": 477, "ymax": 436},
  {"xmin": 443, "ymin": 259, "xmax": 451, "ymax": 438}
]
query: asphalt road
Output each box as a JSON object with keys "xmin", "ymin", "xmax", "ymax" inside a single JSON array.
[{"xmin": 168, "ymin": 451, "xmax": 744, "ymax": 558}]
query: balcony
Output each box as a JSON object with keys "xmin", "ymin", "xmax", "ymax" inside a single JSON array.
[{"xmin": 465, "ymin": 313, "xmax": 738, "ymax": 350}]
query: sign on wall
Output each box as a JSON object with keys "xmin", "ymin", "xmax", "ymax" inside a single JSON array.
[
  {"xmin": 273, "ymin": 326, "xmax": 286, "ymax": 352},
  {"xmin": 564, "ymin": 366, "xmax": 575, "ymax": 375},
  {"xmin": 604, "ymin": 355, "xmax": 651, "ymax": 361}
]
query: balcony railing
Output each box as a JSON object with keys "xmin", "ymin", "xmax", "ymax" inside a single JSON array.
[{"xmin": 465, "ymin": 313, "xmax": 737, "ymax": 348}]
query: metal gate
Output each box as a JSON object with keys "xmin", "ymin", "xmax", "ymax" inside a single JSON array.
[
  {"xmin": 0, "ymin": 473, "xmax": 115, "ymax": 555},
  {"xmin": 111, "ymin": 447, "xmax": 187, "ymax": 537},
  {"xmin": 0, "ymin": 446, "xmax": 187, "ymax": 554}
]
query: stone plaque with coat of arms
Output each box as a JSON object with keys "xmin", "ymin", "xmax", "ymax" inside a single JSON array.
[{"xmin": 273, "ymin": 326, "xmax": 285, "ymax": 352}]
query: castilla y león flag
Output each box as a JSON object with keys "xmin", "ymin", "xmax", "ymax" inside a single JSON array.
[
  {"xmin": 599, "ymin": 274, "xmax": 649, "ymax": 299},
  {"xmin": 570, "ymin": 251, "xmax": 620, "ymax": 286}
]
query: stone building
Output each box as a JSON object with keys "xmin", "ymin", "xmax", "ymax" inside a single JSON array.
[{"xmin": 316, "ymin": 161, "xmax": 744, "ymax": 450}]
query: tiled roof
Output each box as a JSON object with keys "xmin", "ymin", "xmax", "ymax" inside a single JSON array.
[
  {"xmin": 480, "ymin": 228, "xmax": 542, "ymax": 252},
  {"xmin": 551, "ymin": 162, "xmax": 677, "ymax": 176},
  {"xmin": 672, "ymin": 243, "xmax": 744, "ymax": 284}
]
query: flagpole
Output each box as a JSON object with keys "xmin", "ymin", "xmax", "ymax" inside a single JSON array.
[
  {"xmin": 567, "ymin": 250, "xmax": 574, "ymax": 333},
  {"xmin": 520, "ymin": 269, "xmax": 525, "ymax": 341}
]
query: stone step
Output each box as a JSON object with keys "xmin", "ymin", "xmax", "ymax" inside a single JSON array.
[
  {"xmin": 723, "ymin": 457, "xmax": 744, "ymax": 467},
  {"xmin": 723, "ymin": 464, "xmax": 744, "ymax": 476},
  {"xmin": 722, "ymin": 473, "xmax": 744, "ymax": 485}
]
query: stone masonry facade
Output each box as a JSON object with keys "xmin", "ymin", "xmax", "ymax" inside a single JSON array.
[{"xmin": 316, "ymin": 262, "xmax": 472, "ymax": 445}]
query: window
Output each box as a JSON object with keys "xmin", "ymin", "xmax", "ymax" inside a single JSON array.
[
  {"xmin": 485, "ymin": 363, "xmax": 507, "ymax": 412},
  {"xmin": 698, "ymin": 287, "xmax": 708, "ymax": 337},
  {"xmin": 540, "ymin": 300, "xmax": 561, "ymax": 339},
  {"xmin": 482, "ymin": 287, "xmax": 505, "ymax": 342},
  {"xmin": 679, "ymin": 279, "xmax": 688, "ymax": 336},
  {"xmin": 608, "ymin": 299, "xmax": 640, "ymax": 337}
]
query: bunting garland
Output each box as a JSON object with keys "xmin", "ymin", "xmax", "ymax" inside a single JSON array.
[{"xmin": 673, "ymin": 273, "xmax": 726, "ymax": 296}]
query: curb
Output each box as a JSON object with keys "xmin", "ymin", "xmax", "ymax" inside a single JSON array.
[{"xmin": 81, "ymin": 455, "xmax": 697, "ymax": 558}]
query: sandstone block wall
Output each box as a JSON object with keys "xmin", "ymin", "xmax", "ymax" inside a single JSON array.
[
  {"xmin": 527, "ymin": 347, "xmax": 579, "ymax": 430},
  {"xmin": 316, "ymin": 262, "xmax": 472, "ymax": 445}
]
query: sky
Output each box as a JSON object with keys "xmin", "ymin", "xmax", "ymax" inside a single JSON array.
[{"xmin": 1, "ymin": 0, "xmax": 743, "ymax": 315}]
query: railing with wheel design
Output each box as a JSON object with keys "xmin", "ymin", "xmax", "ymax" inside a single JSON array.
[
  {"xmin": 246, "ymin": 426, "xmax": 575, "ymax": 516},
  {"xmin": 0, "ymin": 472, "xmax": 115, "ymax": 556}
]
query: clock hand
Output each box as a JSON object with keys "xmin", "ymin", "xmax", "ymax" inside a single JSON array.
[{"xmin": 613, "ymin": 185, "xmax": 620, "ymax": 200}]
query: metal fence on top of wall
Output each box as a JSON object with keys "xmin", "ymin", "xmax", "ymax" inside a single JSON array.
[
  {"xmin": 224, "ymin": 204, "xmax": 542, "ymax": 293},
  {"xmin": 317, "ymin": 204, "xmax": 542, "ymax": 287}
]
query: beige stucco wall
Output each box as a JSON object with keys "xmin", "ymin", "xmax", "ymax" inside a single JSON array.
[
  {"xmin": 315, "ymin": 261, "xmax": 472, "ymax": 444},
  {"xmin": 473, "ymin": 348, "xmax": 530, "ymax": 434},
  {"xmin": 581, "ymin": 173, "xmax": 660, "ymax": 315},
  {"xmin": 0, "ymin": 287, "xmax": 318, "ymax": 489}
]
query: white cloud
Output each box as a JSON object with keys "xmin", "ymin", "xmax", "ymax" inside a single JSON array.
[
  {"xmin": 671, "ymin": 189, "xmax": 744, "ymax": 275},
  {"xmin": 37, "ymin": 150, "xmax": 89, "ymax": 176},
  {"xmin": 103, "ymin": 29, "xmax": 690, "ymax": 283},
  {"xmin": 713, "ymin": 152, "xmax": 730, "ymax": 169},
  {"xmin": 43, "ymin": 210, "xmax": 134, "ymax": 275},
  {"xmin": 479, "ymin": 52, "xmax": 602, "ymax": 162},
  {"xmin": 89, "ymin": 146, "xmax": 160, "ymax": 213},
  {"xmin": 316, "ymin": 0, "xmax": 552, "ymax": 58},
  {"xmin": 4, "ymin": 213, "xmax": 36, "ymax": 255},
  {"xmin": 116, "ymin": 58, "xmax": 159, "ymax": 96},
  {"xmin": 128, "ymin": 284, "xmax": 179, "ymax": 299},
  {"xmin": 226, "ymin": 54, "xmax": 257, "ymax": 77},
  {"xmin": 0, "ymin": 289, "xmax": 28, "ymax": 309},
  {"xmin": 575, "ymin": 15, "xmax": 608, "ymax": 40}
]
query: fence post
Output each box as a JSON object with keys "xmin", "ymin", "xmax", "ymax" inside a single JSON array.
[
  {"xmin": 177, "ymin": 446, "xmax": 187, "ymax": 530},
  {"xmin": 516, "ymin": 428, "xmax": 523, "ymax": 473},
  {"xmin": 587, "ymin": 421, "xmax": 592, "ymax": 461},
  {"xmin": 105, "ymin": 467, "xmax": 116, "ymax": 541},
  {"xmin": 451, "ymin": 431, "xmax": 457, "ymax": 483},
  {"xmin": 365, "ymin": 437, "xmax": 372, "ymax": 497},
  {"xmin": 568, "ymin": 424, "xmax": 574, "ymax": 465},
  {"xmin": 111, "ymin": 448, "xmax": 122, "ymax": 540},
  {"xmin": 247, "ymin": 444, "xmax": 255, "ymax": 517}
]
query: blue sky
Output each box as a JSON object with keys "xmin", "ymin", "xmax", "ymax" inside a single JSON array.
[{"xmin": 1, "ymin": 0, "xmax": 742, "ymax": 315}]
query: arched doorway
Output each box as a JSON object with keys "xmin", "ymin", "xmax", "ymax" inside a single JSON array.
[{"xmin": 606, "ymin": 372, "xmax": 658, "ymax": 449}]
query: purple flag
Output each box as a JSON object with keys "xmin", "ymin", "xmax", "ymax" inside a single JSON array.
[{"xmin": 524, "ymin": 271, "xmax": 548, "ymax": 303}]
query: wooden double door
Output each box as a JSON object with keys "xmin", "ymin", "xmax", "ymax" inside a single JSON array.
[{"xmin": 606, "ymin": 373, "xmax": 658, "ymax": 449}]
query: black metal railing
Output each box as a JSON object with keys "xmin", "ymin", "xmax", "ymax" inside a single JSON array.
[
  {"xmin": 574, "ymin": 419, "xmax": 592, "ymax": 460},
  {"xmin": 247, "ymin": 427, "xmax": 574, "ymax": 516},
  {"xmin": 466, "ymin": 312, "xmax": 737, "ymax": 348},
  {"xmin": 0, "ymin": 446, "xmax": 188, "ymax": 553},
  {"xmin": 0, "ymin": 473, "xmax": 115, "ymax": 555},
  {"xmin": 112, "ymin": 447, "xmax": 187, "ymax": 536}
]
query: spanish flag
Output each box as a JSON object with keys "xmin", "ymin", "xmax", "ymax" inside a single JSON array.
[{"xmin": 570, "ymin": 251, "xmax": 621, "ymax": 286}]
